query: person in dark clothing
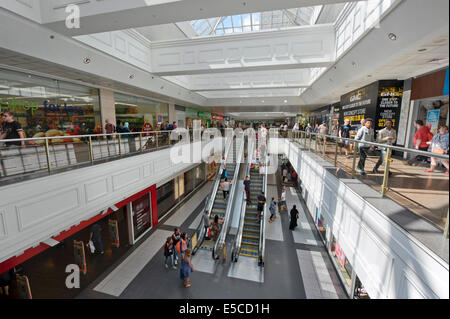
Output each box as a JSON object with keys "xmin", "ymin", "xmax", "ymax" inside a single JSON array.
[
  {"xmin": 289, "ymin": 205, "xmax": 299, "ymax": 230},
  {"xmin": 0, "ymin": 268, "xmax": 14, "ymax": 296},
  {"xmin": 163, "ymin": 237, "xmax": 176, "ymax": 269},
  {"xmin": 116, "ymin": 120, "xmax": 124, "ymax": 133},
  {"xmin": 243, "ymin": 176, "xmax": 251, "ymax": 204},
  {"xmin": 0, "ymin": 111, "xmax": 25, "ymax": 147},
  {"xmin": 257, "ymin": 192, "xmax": 267, "ymax": 221},
  {"xmin": 89, "ymin": 223, "xmax": 104, "ymax": 254},
  {"xmin": 171, "ymin": 228, "xmax": 181, "ymax": 265}
]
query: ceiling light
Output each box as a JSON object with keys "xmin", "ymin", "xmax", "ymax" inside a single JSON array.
[
  {"xmin": 284, "ymin": 100, "xmax": 288, "ymax": 103},
  {"xmin": 129, "ymin": 74, "xmax": 135, "ymax": 79},
  {"xmin": 388, "ymin": 33, "xmax": 397, "ymax": 41},
  {"xmin": 83, "ymin": 57, "xmax": 91, "ymax": 64},
  {"xmin": 261, "ymin": 100, "xmax": 264, "ymax": 103},
  {"xmin": 418, "ymin": 48, "xmax": 427, "ymax": 52}
]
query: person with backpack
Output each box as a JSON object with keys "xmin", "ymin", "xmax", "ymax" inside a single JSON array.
[
  {"xmin": 163, "ymin": 237, "xmax": 176, "ymax": 269},
  {"xmin": 171, "ymin": 228, "xmax": 181, "ymax": 265},
  {"xmin": 180, "ymin": 249, "xmax": 194, "ymax": 288}
]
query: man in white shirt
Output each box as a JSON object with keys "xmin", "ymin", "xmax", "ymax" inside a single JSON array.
[
  {"xmin": 373, "ymin": 120, "xmax": 396, "ymax": 174},
  {"xmin": 221, "ymin": 178, "xmax": 232, "ymax": 200},
  {"xmin": 355, "ymin": 118, "xmax": 375, "ymax": 175}
]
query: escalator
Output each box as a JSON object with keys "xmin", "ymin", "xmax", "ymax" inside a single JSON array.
[
  {"xmin": 197, "ymin": 136, "xmax": 242, "ymax": 253},
  {"xmin": 239, "ymin": 165, "xmax": 263, "ymax": 257}
]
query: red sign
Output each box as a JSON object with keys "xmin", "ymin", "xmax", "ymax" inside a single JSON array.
[
  {"xmin": 142, "ymin": 121, "xmax": 153, "ymax": 136},
  {"xmin": 335, "ymin": 242, "xmax": 346, "ymax": 267},
  {"xmin": 212, "ymin": 113, "xmax": 224, "ymax": 121}
]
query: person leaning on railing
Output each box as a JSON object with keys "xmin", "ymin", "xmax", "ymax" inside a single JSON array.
[
  {"xmin": 373, "ymin": 120, "xmax": 397, "ymax": 175},
  {"xmin": 425, "ymin": 125, "xmax": 449, "ymax": 176},
  {"xmin": 0, "ymin": 111, "xmax": 25, "ymax": 148}
]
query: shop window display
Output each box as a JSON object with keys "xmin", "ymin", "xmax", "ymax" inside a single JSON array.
[
  {"xmin": 330, "ymin": 235, "xmax": 353, "ymax": 290},
  {"xmin": 114, "ymin": 93, "xmax": 169, "ymax": 131},
  {"xmin": 0, "ymin": 68, "xmax": 101, "ymax": 143}
]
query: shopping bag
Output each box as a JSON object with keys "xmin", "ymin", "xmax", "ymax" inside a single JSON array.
[{"xmin": 88, "ymin": 240, "xmax": 95, "ymax": 253}]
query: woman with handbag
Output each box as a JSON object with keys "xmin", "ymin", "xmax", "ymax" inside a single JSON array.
[{"xmin": 425, "ymin": 125, "xmax": 449, "ymax": 175}]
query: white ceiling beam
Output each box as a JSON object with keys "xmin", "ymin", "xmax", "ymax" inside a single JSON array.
[
  {"xmin": 193, "ymin": 85, "xmax": 309, "ymax": 92},
  {"xmin": 151, "ymin": 24, "xmax": 335, "ymax": 76},
  {"xmin": 38, "ymin": 0, "xmax": 365, "ymax": 36}
]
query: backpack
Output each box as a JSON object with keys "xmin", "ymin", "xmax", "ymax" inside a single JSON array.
[{"xmin": 175, "ymin": 240, "xmax": 183, "ymax": 254}]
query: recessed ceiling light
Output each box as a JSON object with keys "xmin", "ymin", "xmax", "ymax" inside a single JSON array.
[
  {"xmin": 83, "ymin": 57, "xmax": 91, "ymax": 64},
  {"xmin": 261, "ymin": 100, "xmax": 265, "ymax": 103},
  {"xmin": 284, "ymin": 100, "xmax": 288, "ymax": 103},
  {"xmin": 388, "ymin": 33, "xmax": 397, "ymax": 41}
]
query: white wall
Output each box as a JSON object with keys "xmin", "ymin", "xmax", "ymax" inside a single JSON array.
[
  {"xmin": 280, "ymin": 139, "xmax": 449, "ymax": 299},
  {"xmin": 0, "ymin": 139, "xmax": 224, "ymax": 264}
]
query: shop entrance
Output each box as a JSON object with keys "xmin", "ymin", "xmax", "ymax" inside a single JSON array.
[{"xmin": 6, "ymin": 207, "xmax": 130, "ymax": 299}]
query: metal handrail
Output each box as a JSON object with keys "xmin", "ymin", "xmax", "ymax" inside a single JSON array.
[
  {"xmin": 231, "ymin": 137, "xmax": 255, "ymax": 262},
  {"xmin": 287, "ymin": 130, "xmax": 449, "ymax": 160},
  {"xmin": 213, "ymin": 134, "xmax": 245, "ymax": 260},
  {"xmin": 191, "ymin": 134, "xmax": 234, "ymax": 255},
  {"xmin": 258, "ymin": 151, "xmax": 269, "ymax": 267}
]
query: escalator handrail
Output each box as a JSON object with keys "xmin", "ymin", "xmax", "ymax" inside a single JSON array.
[
  {"xmin": 230, "ymin": 137, "xmax": 255, "ymax": 262},
  {"xmin": 192, "ymin": 135, "xmax": 234, "ymax": 255},
  {"xmin": 258, "ymin": 151, "xmax": 269, "ymax": 267},
  {"xmin": 213, "ymin": 134, "xmax": 245, "ymax": 259}
]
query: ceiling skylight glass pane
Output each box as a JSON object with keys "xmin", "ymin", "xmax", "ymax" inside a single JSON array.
[
  {"xmin": 242, "ymin": 14, "xmax": 251, "ymax": 26},
  {"xmin": 232, "ymin": 15, "xmax": 242, "ymax": 27}
]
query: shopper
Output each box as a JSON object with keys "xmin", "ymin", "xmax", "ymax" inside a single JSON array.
[
  {"xmin": 268, "ymin": 198, "xmax": 277, "ymax": 223},
  {"xmin": 221, "ymin": 165, "xmax": 228, "ymax": 180},
  {"xmin": 289, "ymin": 205, "xmax": 299, "ymax": 230},
  {"xmin": 318, "ymin": 121, "xmax": 328, "ymax": 135},
  {"xmin": 203, "ymin": 210, "xmax": 211, "ymax": 238},
  {"xmin": 220, "ymin": 178, "xmax": 232, "ymax": 200},
  {"xmin": 104, "ymin": 119, "xmax": 115, "ymax": 140},
  {"xmin": 89, "ymin": 223, "xmax": 104, "ymax": 254},
  {"xmin": 211, "ymin": 215, "xmax": 224, "ymax": 242},
  {"xmin": 279, "ymin": 187, "xmax": 287, "ymax": 212},
  {"xmin": 171, "ymin": 228, "xmax": 181, "ymax": 265},
  {"xmin": 413, "ymin": 120, "xmax": 433, "ymax": 163},
  {"xmin": 373, "ymin": 120, "xmax": 397, "ymax": 174},
  {"xmin": 355, "ymin": 118, "xmax": 375, "ymax": 175},
  {"xmin": 180, "ymin": 249, "xmax": 194, "ymax": 288},
  {"xmin": 243, "ymin": 176, "xmax": 251, "ymax": 204},
  {"xmin": 339, "ymin": 119, "xmax": 352, "ymax": 158},
  {"xmin": 425, "ymin": 125, "xmax": 449, "ymax": 175},
  {"xmin": 291, "ymin": 170, "xmax": 298, "ymax": 187},
  {"xmin": 0, "ymin": 268, "xmax": 14, "ymax": 297},
  {"xmin": 0, "ymin": 111, "xmax": 26, "ymax": 147},
  {"xmin": 176, "ymin": 232, "xmax": 188, "ymax": 259},
  {"xmin": 282, "ymin": 167, "xmax": 288, "ymax": 182},
  {"xmin": 257, "ymin": 191, "xmax": 267, "ymax": 221},
  {"xmin": 163, "ymin": 237, "xmax": 176, "ymax": 269},
  {"xmin": 116, "ymin": 120, "xmax": 124, "ymax": 133}
]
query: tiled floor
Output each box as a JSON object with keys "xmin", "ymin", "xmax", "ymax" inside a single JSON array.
[{"xmin": 77, "ymin": 170, "xmax": 347, "ymax": 299}]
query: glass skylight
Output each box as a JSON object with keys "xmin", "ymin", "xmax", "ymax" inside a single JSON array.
[{"xmin": 190, "ymin": 6, "xmax": 323, "ymax": 36}]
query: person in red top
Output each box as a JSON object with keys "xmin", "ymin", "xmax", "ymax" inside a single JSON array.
[{"xmin": 413, "ymin": 120, "xmax": 433, "ymax": 163}]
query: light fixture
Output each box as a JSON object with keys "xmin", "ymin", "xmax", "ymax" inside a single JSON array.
[
  {"xmin": 418, "ymin": 48, "xmax": 427, "ymax": 52},
  {"xmin": 129, "ymin": 74, "xmax": 135, "ymax": 79},
  {"xmin": 261, "ymin": 100, "xmax": 264, "ymax": 103},
  {"xmin": 367, "ymin": 75, "xmax": 372, "ymax": 78},
  {"xmin": 83, "ymin": 57, "xmax": 91, "ymax": 64},
  {"xmin": 388, "ymin": 33, "xmax": 397, "ymax": 41},
  {"xmin": 284, "ymin": 100, "xmax": 288, "ymax": 103}
]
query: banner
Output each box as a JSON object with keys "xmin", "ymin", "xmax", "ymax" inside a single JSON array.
[
  {"xmin": 426, "ymin": 109, "xmax": 440, "ymax": 135},
  {"xmin": 109, "ymin": 219, "xmax": 120, "ymax": 248},
  {"xmin": 212, "ymin": 113, "xmax": 224, "ymax": 121},
  {"xmin": 73, "ymin": 240, "xmax": 87, "ymax": 275}
]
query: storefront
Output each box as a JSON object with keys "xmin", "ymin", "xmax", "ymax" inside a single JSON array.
[
  {"xmin": 114, "ymin": 92, "xmax": 169, "ymax": 131},
  {"xmin": 157, "ymin": 163, "xmax": 206, "ymax": 220},
  {"xmin": 185, "ymin": 107, "xmax": 201, "ymax": 128},
  {"xmin": 0, "ymin": 68, "xmax": 101, "ymax": 140}
]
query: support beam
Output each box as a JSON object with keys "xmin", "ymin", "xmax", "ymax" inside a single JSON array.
[{"xmin": 39, "ymin": 0, "xmax": 365, "ymax": 36}]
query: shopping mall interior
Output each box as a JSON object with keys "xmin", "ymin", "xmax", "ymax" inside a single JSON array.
[{"xmin": 0, "ymin": 0, "xmax": 448, "ymax": 303}]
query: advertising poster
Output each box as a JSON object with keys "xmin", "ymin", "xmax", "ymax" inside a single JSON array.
[
  {"xmin": 109, "ymin": 219, "xmax": 120, "ymax": 248},
  {"xmin": 157, "ymin": 114, "xmax": 163, "ymax": 125},
  {"xmin": 73, "ymin": 240, "xmax": 87, "ymax": 275},
  {"xmin": 132, "ymin": 194, "xmax": 151, "ymax": 241},
  {"xmin": 426, "ymin": 109, "xmax": 441, "ymax": 135},
  {"xmin": 340, "ymin": 82, "xmax": 378, "ymax": 127},
  {"xmin": 375, "ymin": 80, "xmax": 404, "ymax": 131},
  {"xmin": 16, "ymin": 274, "xmax": 32, "ymax": 299}
]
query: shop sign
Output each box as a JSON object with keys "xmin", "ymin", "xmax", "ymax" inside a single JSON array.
[
  {"xmin": 340, "ymin": 82, "xmax": 378, "ymax": 126},
  {"xmin": 198, "ymin": 111, "xmax": 211, "ymax": 120},
  {"xmin": 212, "ymin": 113, "xmax": 224, "ymax": 121},
  {"xmin": 375, "ymin": 81, "xmax": 403, "ymax": 131},
  {"xmin": 157, "ymin": 114, "xmax": 163, "ymax": 125},
  {"xmin": 142, "ymin": 121, "xmax": 153, "ymax": 135},
  {"xmin": 426, "ymin": 109, "xmax": 440, "ymax": 135},
  {"xmin": 185, "ymin": 108, "xmax": 199, "ymax": 118},
  {"xmin": 0, "ymin": 98, "xmax": 84, "ymax": 115}
]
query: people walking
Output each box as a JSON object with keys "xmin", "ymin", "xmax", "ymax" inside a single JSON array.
[
  {"xmin": 171, "ymin": 228, "xmax": 181, "ymax": 265},
  {"xmin": 203, "ymin": 210, "xmax": 211, "ymax": 239},
  {"xmin": 89, "ymin": 223, "xmax": 104, "ymax": 254},
  {"xmin": 243, "ymin": 176, "xmax": 251, "ymax": 204},
  {"xmin": 220, "ymin": 178, "xmax": 232, "ymax": 200},
  {"xmin": 338, "ymin": 119, "xmax": 352, "ymax": 158},
  {"xmin": 373, "ymin": 120, "xmax": 397, "ymax": 174},
  {"xmin": 163, "ymin": 237, "xmax": 176, "ymax": 269},
  {"xmin": 289, "ymin": 205, "xmax": 299, "ymax": 230},
  {"xmin": 211, "ymin": 215, "xmax": 224, "ymax": 242},
  {"xmin": 257, "ymin": 191, "xmax": 267, "ymax": 222},
  {"xmin": 355, "ymin": 118, "xmax": 375, "ymax": 175},
  {"xmin": 425, "ymin": 125, "xmax": 449, "ymax": 175},
  {"xmin": 180, "ymin": 249, "xmax": 194, "ymax": 288},
  {"xmin": 268, "ymin": 198, "xmax": 277, "ymax": 223},
  {"xmin": 412, "ymin": 120, "xmax": 433, "ymax": 164}
]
